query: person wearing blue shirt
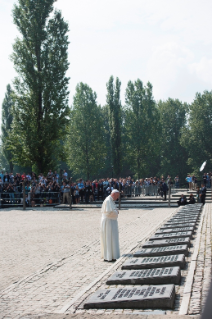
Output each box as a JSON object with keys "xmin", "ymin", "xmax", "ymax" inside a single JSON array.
[{"xmin": 78, "ymin": 179, "xmax": 85, "ymax": 202}]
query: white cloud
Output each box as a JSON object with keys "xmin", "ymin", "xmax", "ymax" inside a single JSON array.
[{"xmin": 189, "ymin": 58, "xmax": 212, "ymax": 85}]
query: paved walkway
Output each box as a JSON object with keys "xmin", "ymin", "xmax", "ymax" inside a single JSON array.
[
  {"xmin": 1, "ymin": 204, "xmax": 211, "ymax": 319},
  {"xmin": 0, "ymin": 206, "xmax": 175, "ymax": 319}
]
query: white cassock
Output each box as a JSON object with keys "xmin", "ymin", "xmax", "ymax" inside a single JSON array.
[{"xmin": 100, "ymin": 195, "xmax": 120, "ymax": 261}]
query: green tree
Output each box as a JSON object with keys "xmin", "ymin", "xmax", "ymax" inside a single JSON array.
[
  {"xmin": 106, "ymin": 76, "xmax": 122, "ymax": 176},
  {"xmin": 10, "ymin": 0, "xmax": 70, "ymax": 173},
  {"xmin": 158, "ymin": 98, "xmax": 189, "ymax": 180},
  {"xmin": 66, "ymin": 83, "xmax": 106, "ymax": 180},
  {"xmin": 1, "ymin": 84, "xmax": 14, "ymax": 172},
  {"xmin": 181, "ymin": 91, "xmax": 212, "ymax": 174},
  {"xmin": 124, "ymin": 80, "xmax": 160, "ymax": 178}
]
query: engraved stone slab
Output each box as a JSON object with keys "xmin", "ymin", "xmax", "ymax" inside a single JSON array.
[
  {"xmin": 84, "ymin": 284, "xmax": 176, "ymax": 309},
  {"xmin": 177, "ymin": 213, "xmax": 199, "ymax": 217},
  {"xmin": 169, "ymin": 217, "xmax": 198, "ymax": 222},
  {"xmin": 122, "ymin": 254, "xmax": 185, "ymax": 270},
  {"xmin": 134, "ymin": 245, "xmax": 189, "ymax": 257},
  {"xmin": 142, "ymin": 237, "xmax": 190, "ymax": 248},
  {"xmin": 161, "ymin": 223, "xmax": 196, "ymax": 229},
  {"xmin": 156, "ymin": 227, "xmax": 194, "ymax": 234},
  {"xmin": 150, "ymin": 231, "xmax": 193, "ymax": 240},
  {"xmin": 106, "ymin": 267, "xmax": 181, "ymax": 285}
]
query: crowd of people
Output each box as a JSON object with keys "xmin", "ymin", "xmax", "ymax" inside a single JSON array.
[{"xmin": 0, "ymin": 170, "xmax": 210, "ymax": 206}]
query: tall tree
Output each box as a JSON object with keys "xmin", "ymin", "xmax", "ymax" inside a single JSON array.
[
  {"xmin": 10, "ymin": 0, "xmax": 70, "ymax": 173},
  {"xmin": 158, "ymin": 98, "xmax": 189, "ymax": 180},
  {"xmin": 66, "ymin": 83, "xmax": 106, "ymax": 180},
  {"xmin": 1, "ymin": 84, "xmax": 14, "ymax": 172},
  {"xmin": 106, "ymin": 76, "xmax": 122, "ymax": 176},
  {"xmin": 124, "ymin": 80, "xmax": 160, "ymax": 178},
  {"xmin": 181, "ymin": 91, "xmax": 212, "ymax": 174}
]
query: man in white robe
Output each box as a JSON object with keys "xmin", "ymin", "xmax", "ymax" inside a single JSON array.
[{"xmin": 100, "ymin": 189, "xmax": 120, "ymax": 262}]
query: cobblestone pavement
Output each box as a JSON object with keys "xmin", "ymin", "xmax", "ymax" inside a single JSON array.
[{"xmin": 0, "ymin": 207, "xmax": 176, "ymax": 318}]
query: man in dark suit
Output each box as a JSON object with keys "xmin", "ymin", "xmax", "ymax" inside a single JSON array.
[
  {"xmin": 161, "ymin": 179, "xmax": 168, "ymax": 201},
  {"xmin": 200, "ymin": 184, "xmax": 206, "ymax": 205},
  {"xmin": 177, "ymin": 194, "xmax": 187, "ymax": 206}
]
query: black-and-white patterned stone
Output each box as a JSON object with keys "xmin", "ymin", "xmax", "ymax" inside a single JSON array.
[
  {"xmin": 134, "ymin": 245, "xmax": 189, "ymax": 257},
  {"xmin": 149, "ymin": 231, "xmax": 193, "ymax": 240},
  {"xmin": 142, "ymin": 237, "xmax": 190, "ymax": 248},
  {"xmin": 122, "ymin": 254, "xmax": 185, "ymax": 270},
  {"xmin": 84, "ymin": 284, "xmax": 176, "ymax": 309},
  {"xmin": 106, "ymin": 267, "xmax": 181, "ymax": 285}
]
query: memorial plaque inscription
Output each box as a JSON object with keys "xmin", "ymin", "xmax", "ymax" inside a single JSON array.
[
  {"xmin": 134, "ymin": 245, "xmax": 188, "ymax": 257},
  {"xmin": 84, "ymin": 284, "xmax": 176, "ymax": 309},
  {"xmin": 122, "ymin": 254, "xmax": 185, "ymax": 270},
  {"xmin": 150, "ymin": 231, "xmax": 193, "ymax": 240},
  {"xmin": 142, "ymin": 237, "xmax": 190, "ymax": 248},
  {"xmin": 156, "ymin": 227, "xmax": 194, "ymax": 234},
  {"xmin": 161, "ymin": 223, "xmax": 196, "ymax": 229},
  {"xmin": 106, "ymin": 266, "xmax": 181, "ymax": 285}
]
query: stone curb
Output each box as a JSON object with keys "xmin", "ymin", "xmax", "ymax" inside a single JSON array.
[
  {"xmin": 179, "ymin": 204, "xmax": 205, "ymax": 315},
  {"xmin": 21, "ymin": 313, "xmax": 200, "ymax": 319}
]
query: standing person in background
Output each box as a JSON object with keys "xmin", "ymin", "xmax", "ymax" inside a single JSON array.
[
  {"xmin": 174, "ymin": 175, "xmax": 180, "ymax": 188},
  {"xmin": 202, "ymin": 173, "xmax": 207, "ymax": 187},
  {"xmin": 78, "ymin": 178, "xmax": 85, "ymax": 203},
  {"xmin": 185, "ymin": 174, "xmax": 192, "ymax": 191},
  {"xmin": 161, "ymin": 179, "xmax": 168, "ymax": 201},
  {"xmin": 200, "ymin": 183, "xmax": 206, "ymax": 205},
  {"xmin": 191, "ymin": 175, "xmax": 196, "ymax": 190},
  {"xmin": 196, "ymin": 187, "xmax": 201, "ymax": 203},
  {"xmin": 100, "ymin": 189, "xmax": 120, "ymax": 262},
  {"xmin": 85, "ymin": 181, "xmax": 90, "ymax": 204}
]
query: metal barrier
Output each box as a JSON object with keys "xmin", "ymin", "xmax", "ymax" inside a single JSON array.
[{"xmin": 0, "ymin": 191, "xmax": 61, "ymax": 208}]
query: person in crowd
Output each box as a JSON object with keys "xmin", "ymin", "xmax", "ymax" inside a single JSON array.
[
  {"xmin": 200, "ymin": 183, "xmax": 206, "ymax": 205},
  {"xmin": 62, "ymin": 181, "xmax": 70, "ymax": 204},
  {"xmin": 174, "ymin": 175, "xmax": 180, "ymax": 188},
  {"xmin": 188, "ymin": 193, "xmax": 196, "ymax": 204},
  {"xmin": 84, "ymin": 181, "xmax": 90, "ymax": 204},
  {"xmin": 78, "ymin": 178, "xmax": 84, "ymax": 202},
  {"xmin": 74, "ymin": 185, "xmax": 80, "ymax": 204},
  {"xmin": 4, "ymin": 172, "xmax": 10, "ymax": 184},
  {"xmin": 89, "ymin": 182, "xmax": 94, "ymax": 202},
  {"xmin": 177, "ymin": 194, "xmax": 187, "ymax": 206},
  {"xmin": 26, "ymin": 172, "xmax": 31, "ymax": 182},
  {"xmin": 100, "ymin": 189, "xmax": 120, "ymax": 262},
  {"xmin": 62, "ymin": 170, "xmax": 68, "ymax": 181},
  {"xmin": 196, "ymin": 186, "xmax": 200, "ymax": 203},
  {"xmin": 185, "ymin": 174, "xmax": 192, "ymax": 191},
  {"xmin": 202, "ymin": 172, "xmax": 207, "ymax": 187},
  {"xmin": 161, "ymin": 179, "xmax": 168, "ymax": 201}
]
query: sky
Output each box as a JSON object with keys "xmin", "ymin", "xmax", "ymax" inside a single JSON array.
[{"xmin": 1, "ymin": 0, "xmax": 212, "ymax": 121}]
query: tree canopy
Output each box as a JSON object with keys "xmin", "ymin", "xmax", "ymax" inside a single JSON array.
[{"xmin": 9, "ymin": 0, "xmax": 70, "ymax": 174}]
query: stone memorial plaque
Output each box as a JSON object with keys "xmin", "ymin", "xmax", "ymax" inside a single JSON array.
[
  {"xmin": 169, "ymin": 217, "xmax": 198, "ymax": 222},
  {"xmin": 122, "ymin": 254, "xmax": 185, "ymax": 270},
  {"xmin": 134, "ymin": 245, "xmax": 188, "ymax": 257},
  {"xmin": 161, "ymin": 223, "xmax": 196, "ymax": 229},
  {"xmin": 156, "ymin": 227, "xmax": 194, "ymax": 234},
  {"xmin": 166, "ymin": 220, "xmax": 197, "ymax": 225},
  {"xmin": 106, "ymin": 267, "xmax": 181, "ymax": 285},
  {"xmin": 150, "ymin": 231, "xmax": 193, "ymax": 240},
  {"xmin": 177, "ymin": 213, "xmax": 199, "ymax": 217},
  {"xmin": 142, "ymin": 237, "xmax": 190, "ymax": 248},
  {"xmin": 84, "ymin": 284, "xmax": 176, "ymax": 309}
]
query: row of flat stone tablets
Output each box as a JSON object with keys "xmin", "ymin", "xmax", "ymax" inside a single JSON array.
[{"xmin": 84, "ymin": 203, "xmax": 202, "ymax": 310}]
